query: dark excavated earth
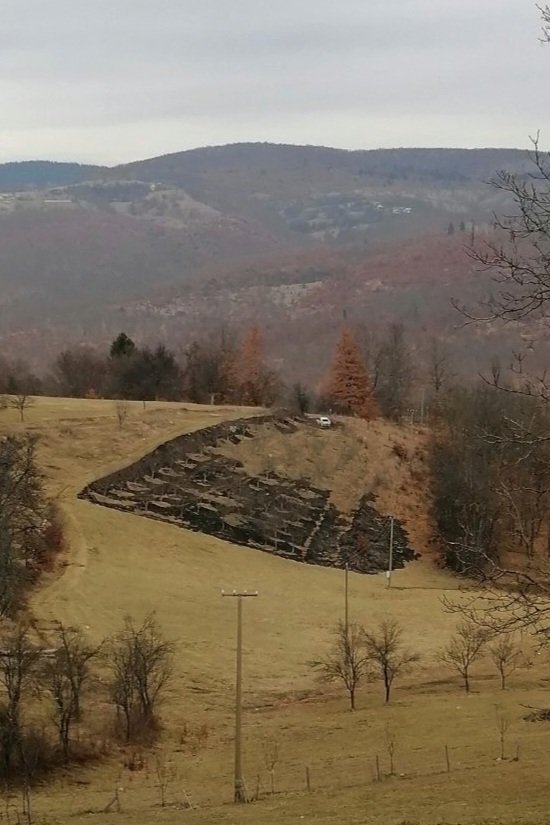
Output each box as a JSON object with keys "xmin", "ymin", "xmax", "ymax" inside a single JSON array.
[{"xmin": 79, "ymin": 415, "xmax": 418, "ymax": 574}]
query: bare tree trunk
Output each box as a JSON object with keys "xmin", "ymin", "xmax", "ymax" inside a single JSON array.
[{"xmin": 61, "ymin": 717, "xmax": 70, "ymax": 763}]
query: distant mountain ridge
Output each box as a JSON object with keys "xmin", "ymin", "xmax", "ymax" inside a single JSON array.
[
  {"xmin": 0, "ymin": 161, "xmax": 106, "ymax": 191},
  {"xmin": 114, "ymin": 142, "xmax": 531, "ymax": 181},
  {"xmin": 0, "ymin": 143, "xmax": 531, "ymax": 191}
]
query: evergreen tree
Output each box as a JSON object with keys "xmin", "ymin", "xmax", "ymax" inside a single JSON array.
[
  {"xmin": 123, "ymin": 345, "xmax": 181, "ymax": 401},
  {"xmin": 323, "ymin": 328, "xmax": 378, "ymax": 419},
  {"xmin": 110, "ymin": 332, "xmax": 136, "ymax": 359},
  {"xmin": 110, "ymin": 344, "xmax": 181, "ymax": 401}
]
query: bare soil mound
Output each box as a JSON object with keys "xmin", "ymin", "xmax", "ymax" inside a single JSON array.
[{"xmin": 79, "ymin": 415, "xmax": 433, "ymax": 573}]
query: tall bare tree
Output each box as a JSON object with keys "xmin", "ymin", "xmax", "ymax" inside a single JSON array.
[
  {"xmin": 107, "ymin": 614, "xmax": 174, "ymax": 741},
  {"xmin": 363, "ymin": 619, "xmax": 419, "ymax": 702},
  {"xmin": 310, "ymin": 621, "xmax": 370, "ymax": 710},
  {"xmin": 375, "ymin": 323, "xmax": 413, "ymax": 421},
  {"xmin": 489, "ymin": 635, "xmax": 524, "ymax": 690},
  {"xmin": 41, "ymin": 624, "xmax": 101, "ymax": 761},
  {"xmin": 0, "ymin": 625, "xmax": 40, "ymax": 777},
  {"xmin": 54, "ymin": 348, "xmax": 108, "ymax": 398},
  {"xmin": 439, "ymin": 621, "xmax": 488, "ymax": 692},
  {"xmin": 183, "ymin": 330, "xmax": 236, "ymax": 404},
  {"xmin": 428, "ymin": 337, "xmax": 452, "ymax": 396}
]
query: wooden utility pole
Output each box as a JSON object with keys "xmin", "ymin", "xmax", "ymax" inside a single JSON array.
[
  {"xmin": 344, "ymin": 562, "xmax": 349, "ymax": 635},
  {"xmin": 386, "ymin": 516, "xmax": 394, "ymax": 588},
  {"xmin": 222, "ymin": 590, "xmax": 258, "ymax": 803}
]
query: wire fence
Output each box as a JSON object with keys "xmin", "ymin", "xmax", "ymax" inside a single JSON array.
[{"xmin": 15, "ymin": 729, "xmax": 541, "ymax": 821}]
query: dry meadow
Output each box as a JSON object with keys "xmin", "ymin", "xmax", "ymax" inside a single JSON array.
[{"xmin": 1, "ymin": 398, "xmax": 549, "ymax": 825}]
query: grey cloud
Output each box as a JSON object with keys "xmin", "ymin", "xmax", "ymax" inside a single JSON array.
[{"xmin": 0, "ymin": 0, "xmax": 547, "ymax": 162}]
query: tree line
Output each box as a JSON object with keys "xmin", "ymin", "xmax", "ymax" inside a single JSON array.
[
  {"xmin": 1, "ymin": 322, "xmax": 456, "ymax": 424},
  {"xmin": 0, "ymin": 327, "xmax": 280, "ymax": 408}
]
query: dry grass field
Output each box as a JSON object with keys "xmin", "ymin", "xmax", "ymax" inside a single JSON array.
[{"xmin": 1, "ymin": 398, "xmax": 550, "ymax": 825}]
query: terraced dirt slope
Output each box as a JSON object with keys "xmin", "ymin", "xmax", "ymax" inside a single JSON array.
[{"xmin": 79, "ymin": 416, "xmax": 416, "ymax": 573}]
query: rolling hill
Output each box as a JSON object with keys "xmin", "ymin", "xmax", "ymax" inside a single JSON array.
[
  {"xmin": 113, "ymin": 144, "xmax": 527, "ymax": 244},
  {"xmin": 0, "ymin": 160, "xmax": 105, "ymax": 191},
  {"xmin": 0, "ymin": 143, "xmax": 535, "ymax": 376}
]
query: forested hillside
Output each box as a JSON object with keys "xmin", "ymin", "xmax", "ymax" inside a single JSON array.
[
  {"xmin": 0, "ymin": 160, "xmax": 104, "ymax": 190},
  {"xmin": 0, "ymin": 142, "xmax": 538, "ymax": 380}
]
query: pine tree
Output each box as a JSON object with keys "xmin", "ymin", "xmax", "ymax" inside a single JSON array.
[
  {"xmin": 323, "ymin": 328, "xmax": 378, "ymax": 419},
  {"xmin": 110, "ymin": 332, "xmax": 136, "ymax": 359}
]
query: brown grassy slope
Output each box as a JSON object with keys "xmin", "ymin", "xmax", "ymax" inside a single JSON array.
[
  {"xmin": 0, "ymin": 397, "xmax": 259, "ymax": 616},
  {"xmin": 10, "ymin": 400, "xmax": 448, "ymax": 683},
  {"xmin": 3, "ymin": 399, "xmax": 550, "ymax": 825},
  {"xmin": 34, "ymin": 684, "xmax": 550, "ymax": 825}
]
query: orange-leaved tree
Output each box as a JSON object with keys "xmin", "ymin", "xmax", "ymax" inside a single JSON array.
[
  {"xmin": 233, "ymin": 324, "xmax": 277, "ymax": 406},
  {"xmin": 322, "ymin": 327, "xmax": 378, "ymax": 419}
]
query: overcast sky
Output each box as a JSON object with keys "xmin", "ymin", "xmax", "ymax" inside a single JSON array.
[{"xmin": 0, "ymin": 0, "xmax": 548, "ymax": 165}]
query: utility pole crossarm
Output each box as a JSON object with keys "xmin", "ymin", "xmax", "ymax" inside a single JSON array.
[{"xmin": 221, "ymin": 590, "xmax": 259, "ymax": 598}]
